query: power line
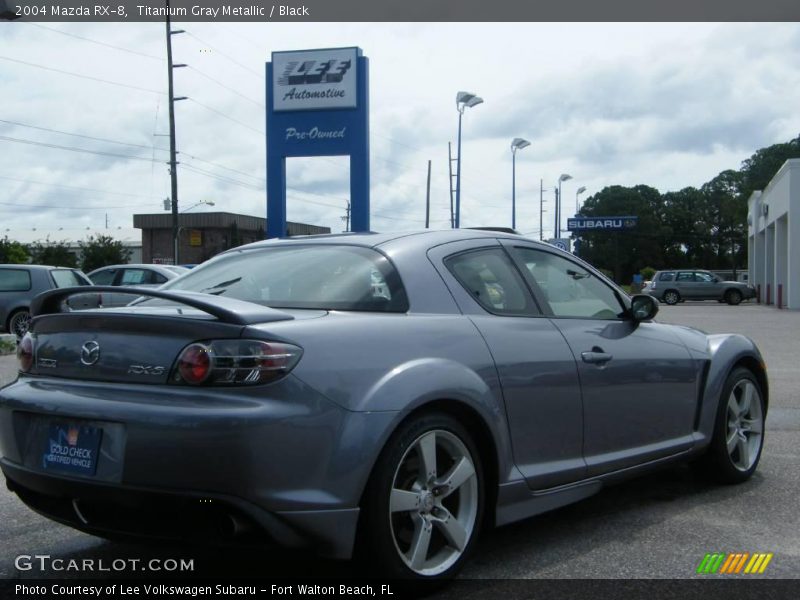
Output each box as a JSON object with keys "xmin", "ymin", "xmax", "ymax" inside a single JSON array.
[
  {"xmin": 0, "ymin": 134, "xmax": 160, "ymax": 163},
  {"xmin": 0, "ymin": 174, "xmax": 154, "ymax": 199},
  {"xmin": 186, "ymin": 66, "xmax": 264, "ymax": 108},
  {"xmin": 183, "ymin": 31, "xmax": 265, "ymax": 80},
  {"xmin": 0, "ymin": 200, "xmax": 153, "ymax": 210},
  {"xmin": 0, "ymin": 56, "xmax": 165, "ymax": 95},
  {"xmin": 24, "ymin": 23, "xmax": 164, "ymax": 61},
  {"xmin": 187, "ymin": 98, "xmax": 265, "ymax": 135},
  {"xmin": 0, "ymin": 118, "xmax": 169, "ymax": 152},
  {"xmin": 178, "ymin": 151, "xmax": 265, "ymax": 182}
]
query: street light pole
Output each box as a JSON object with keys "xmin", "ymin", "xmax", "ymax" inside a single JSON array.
[
  {"xmin": 575, "ymin": 186, "xmax": 587, "ymax": 213},
  {"xmin": 510, "ymin": 138, "xmax": 530, "ymax": 230},
  {"xmin": 454, "ymin": 91, "xmax": 483, "ymax": 228},
  {"xmin": 556, "ymin": 173, "xmax": 572, "ymax": 239}
]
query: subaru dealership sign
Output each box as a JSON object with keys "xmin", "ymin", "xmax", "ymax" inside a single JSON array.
[
  {"xmin": 272, "ymin": 48, "xmax": 358, "ymax": 112},
  {"xmin": 266, "ymin": 47, "xmax": 369, "ymax": 239},
  {"xmin": 567, "ymin": 216, "xmax": 638, "ymax": 231}
]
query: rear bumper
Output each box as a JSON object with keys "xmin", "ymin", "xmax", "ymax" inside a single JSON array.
[
  {"xmin": 0, "ymin": 375, "xmax": 399, "ymax": 559},
  {"xmin": 2, "ymin": 460, "xmax": 360, "ymax": 558}
]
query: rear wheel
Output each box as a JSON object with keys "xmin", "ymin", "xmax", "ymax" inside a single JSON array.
[
  {"xmin": 7, "ymin": 309, "xmax": 31, "ymax": 338},
  {"xmin": 702, "ymin": 367, "xmax": 765, "ymax": 484},
  {"xmin": 663, "ymin": 290, "xmax": 680, "ymax": 305},
  {"xmin": 360, "ymin": 413, "xmax": 484, "ymax": 580},
  {"xmin": 725, "ymin": 289, "xmax": 743, "ymax": 305}
]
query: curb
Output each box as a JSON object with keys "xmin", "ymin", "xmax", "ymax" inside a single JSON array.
[{"xmin": 0, "ymin": 334, "xmax": 17, "ymax": 356}]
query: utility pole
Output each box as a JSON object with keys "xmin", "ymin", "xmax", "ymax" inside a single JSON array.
[
  {"xmin": 165, "ymin": 0, "xmax": 186, "ymax": 264},
  {"xmin": 425, "ymin": 160, "xmax": 431, "ymax": 229},
  {"xmin": 448, "ymin": 142, "xmax": 456, "ymax": 228},
  {"xmin": 341, "ymin": 201, "xmax": 351, "ymax": 232},
  {"xmin": 539, "ymin": 179, "xmax": 544, "ymax": 240},
  {"xmin": 553, "ymin": 187, "xmax": 559, "ymax": 240}
]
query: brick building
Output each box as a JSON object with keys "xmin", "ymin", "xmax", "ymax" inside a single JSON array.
[{"xmin": 133, "ymin": 212, "xmax": 331, "ymax": 265}]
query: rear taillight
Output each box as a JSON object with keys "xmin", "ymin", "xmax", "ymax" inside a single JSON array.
[
  {"xmin": 170, "ymin": 340, "xmax": 302, "ymax": 386},
  {"xmin": 17, "ymin": 333, "xmax": 34, "ymax": 373}
]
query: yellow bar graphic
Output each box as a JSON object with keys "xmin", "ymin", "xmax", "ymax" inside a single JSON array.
[
  {"xmin": 748, "ymin": 554, "xmax": 766, "ymax": 573},
  {"xmin": 757, "ymin": 553, "xmax": 773, "ymax": 574},
  {"xmin": 734, "ymin": 553, "xmax": 750, "ymax": 573},
  {"xmin": 744, "ymin": 554, "xmax": 760, "ymax": 573}
]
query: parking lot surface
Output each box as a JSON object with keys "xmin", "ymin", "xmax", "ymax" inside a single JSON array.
[{"xmin": 0, "ymin": 302, "xmax": 797, "ymax": 583}]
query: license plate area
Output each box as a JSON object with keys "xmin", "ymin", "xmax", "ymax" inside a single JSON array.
[{"xmin": 42, "ymin": 423, "xmax": 103, "ymax": 476}]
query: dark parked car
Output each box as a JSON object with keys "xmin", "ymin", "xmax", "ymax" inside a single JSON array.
[
  {"xmin": 87, "ymin": 264, "xmax": 189, "ymax": 307},
  {"xmin": 645, "ymin": 269, "xmax": 756, "ymax": 305},
  {"xmin": 0, "ymin": 264, "xmax": 96, "ymax": 337},
  {"xmin": 0, "ymin": 231, "xmax": 767, "ymax": 580}
]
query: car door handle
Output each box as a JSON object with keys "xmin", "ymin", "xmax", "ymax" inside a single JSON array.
[{"xmin": 581, "ymin": 349, "xmax": 613, "ymax": 364}]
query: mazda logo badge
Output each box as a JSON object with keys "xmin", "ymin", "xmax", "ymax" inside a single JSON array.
[{"xmin": 80, "ymin": 341, "xmax": 101, "ymax": 366}]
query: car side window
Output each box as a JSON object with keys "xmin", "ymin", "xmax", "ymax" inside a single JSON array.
[
  {"xmin": 695, "ymin": 272, "xmax": 714, "ymax": 283},
  {"xmin": 512, "ymin": 247, "xmax": 625, "ymax": 320},
  {"xmin": 120, "ymin": 269, "xmax": 150, "ymax": 285},
  {"xmin": 0, "ymin": 269, "xmax": 32, "ymax": 292},
  {"xmin": 676, "ymin": 272, "xmax": 694, "ymax": 282},
  {"xmin": 445, "ymin": 248, "xmax": 537, "ymax": 315},
  {"xmin": 90, "ymin": 269, "xmax": 117, "ymax": 285},
  {"xmin": 151, "ymin": 272, "xmax": 168, "ymax": 284},
  {"xmin": 658, "ymin": 272, "xmax": 675, "ymax": 281}
]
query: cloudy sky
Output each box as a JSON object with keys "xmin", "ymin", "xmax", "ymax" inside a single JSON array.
[{"xmin": 1, "ymin": 21, "xmax": 799, "ymax": 245}]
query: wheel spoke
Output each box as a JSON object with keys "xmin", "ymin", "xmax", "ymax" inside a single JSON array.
[
  {"xmin": 407, "ymin": 515, "xmax": 432, "ymax": 570},
  {"xmin": 433, "ymin": 508, "xmax": 468, "ymax": 552},
  {"xmin": 390, "ymin": 489, "xmax": 420, "ymax": 513},
  {"xmin": 437, "ymin": 456, "xmax": 475, "ymax": 498},
  {"xmin": 741, "ymin": 417, "xmax": 763, "ymax": 435},
  {"xmin": 727, "ymin": 394, "xmax": 740, "ymax": 420},
  {"xmin": 740, "ymin": 382, "xmax": 754, "ymax": 416},
  {"xmin": 416, "ymin": 432, "xmax": 437, "ymax": 482},
  {"xmin": 726, "ymin": 429, "xmax": 738, "ymax": 454},
  {"xmin": 737, "ymin": 437, "xmax": 751, "ymax": 468}
]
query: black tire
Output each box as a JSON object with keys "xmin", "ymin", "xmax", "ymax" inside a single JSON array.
[
  {"xmin": 359, "ymin": 412, "xmax": 484, "ymax": 580},
  {"xmin": 7, "ymin": 309, "xmax": 31, "ymax": 338},
  {"xmin": 662, "ymin": 290, "xmax": 680, "ymax": 305},
  {"xmin": 700, "ymin": 367, "xmax": 765, "ymax": 484},
  {"xmin": 725, "ymin": 289, "xmax": 743, "ymax": 306}
]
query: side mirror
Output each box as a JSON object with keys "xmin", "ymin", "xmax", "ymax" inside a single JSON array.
[{"xmin": 629, "ymin": 294, "xmax": 659, "ymax": 322}]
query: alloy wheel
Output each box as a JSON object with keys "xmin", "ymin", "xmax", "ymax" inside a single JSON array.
[
  {"xmin": 725, "ymin": 379, "xmax": 763, "ymax": 471},
  {"xmin": 9, "ymin": 311, "xmax": 31, "ymax": 338},
  {"xmin": 388, "ymin": 429, "xmax": 479, "ymax": 576}
]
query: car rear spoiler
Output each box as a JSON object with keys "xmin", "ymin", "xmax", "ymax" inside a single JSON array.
[{"xmin": 30, "ymin": 286, "xmax": 295, "ymax": 326}]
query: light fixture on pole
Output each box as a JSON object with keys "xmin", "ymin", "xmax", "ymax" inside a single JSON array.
[
  {"xmin": 555, "ymin": 173, "xmax": 572, "ymax": 239},
  {"xmin": 454, "ymin": 91, "xmax": 483, "ymax": 228},
  {"xmin": 181, "ymin": 199, "xmax": 215, "ymax": 213},
  {"xmin": 575, "ymin": 186, "xmax": 587, "ymax": 213},
  {"xmin": 510, "ymin": 138, "xmax": 530, "ymax": 230}
]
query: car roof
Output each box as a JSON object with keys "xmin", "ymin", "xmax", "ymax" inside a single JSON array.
[
  {"xmin": 224, "ymin": 229, "xmax": 555, "ymax": 253},
  {"xmin": 0, "ymin": 264, "xmax": 78, "ymax": 271},
  {"xmin": 88, "ymin": 264, "xmax": 180, "ymax": 275}
]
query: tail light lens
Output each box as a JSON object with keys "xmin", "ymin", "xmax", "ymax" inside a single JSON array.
[
  {"xmin": 170, "ymin": 340, "xmax": 302, "ymax": 386},
  {"xmin": 17, "ymin": 333, "xmax": 34, "ymax": 373}
]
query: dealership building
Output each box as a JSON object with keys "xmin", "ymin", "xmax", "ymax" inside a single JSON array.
[{"xmin": 747, "ymin": 159, "xmax": 800, "ymax": 309}]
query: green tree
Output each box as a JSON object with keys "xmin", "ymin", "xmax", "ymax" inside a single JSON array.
[
  {"xmin": 79, "ymin": 235, "xmax": 132, "ymax": 272},
  {"xmin": 28, "ymin": 238, "xmax": 77, "ymax": 267},
  {"xmin": 0, "ymin": 236, "xmax": 29, "ymax": 264},
  {"xmin": 739, "ymin": 134, "xmax": 800, "ymax": 198}
]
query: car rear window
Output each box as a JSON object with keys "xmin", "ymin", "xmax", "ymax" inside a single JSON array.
[
  {"xmin": 0, "ymin": 269, "xmax": 31, "ymax": 292},
  {"xmin": 51, "ymin": 270, "xmax": 90, "ymax": 288},
  {"xmin": 658, "ymin": 272, "xmax": 675, "ymax": 281},
  {"xmin": 161, "ymin": 245, "xmax": 409, "ymax": 312}
]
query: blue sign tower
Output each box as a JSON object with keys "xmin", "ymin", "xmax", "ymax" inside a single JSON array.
[{"xmin": 266, "ymin": 47, "xmax": 369, "ymax": 239}]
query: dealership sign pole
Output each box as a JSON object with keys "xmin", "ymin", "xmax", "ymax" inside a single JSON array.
[{"xmin": 266, "ymin": 47, "xmax": 369, "ymax": 238}]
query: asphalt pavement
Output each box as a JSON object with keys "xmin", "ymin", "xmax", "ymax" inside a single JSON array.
[{"xmin": 0, "ymin": 302, "xmax": 797, "ymax": 587}]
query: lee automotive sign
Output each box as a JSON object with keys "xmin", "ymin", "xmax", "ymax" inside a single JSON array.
[
  {"xmin": 272, "ymin": 47, "xmax": 358, "ymax": 112},
  {"xmin": 567, "ymin": 216, "xmax": 638, "ymax": 231}
]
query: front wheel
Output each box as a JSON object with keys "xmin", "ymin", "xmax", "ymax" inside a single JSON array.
[
  {"xmin": 726, "ymin": 289, "xmax": 743, "ymax": 305},
  {"xmin": 360, "ymin": 413, "xmax": 484, "ymax": 580},
  {"xmin": 702, "ymin": 367, "xmax": 765, "ymax": 484}
]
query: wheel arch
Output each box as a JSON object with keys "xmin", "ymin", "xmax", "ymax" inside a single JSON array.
[
  {"xmin": 358, "ymin": 398, "xmax": 501, "ymax": 529},
  {"xmin": 6, "ymin": 306, "xmax": 31, "ymax": 332}
]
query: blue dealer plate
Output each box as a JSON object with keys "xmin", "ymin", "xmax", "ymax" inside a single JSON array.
[{"xmin": 42, "ymin": 423, "xmax": 103, "ymax": 476}]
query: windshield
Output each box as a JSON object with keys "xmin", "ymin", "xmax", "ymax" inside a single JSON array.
[{"xmin": 159, "ymin": 245, "xmax": 409, "ymax": 312}]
